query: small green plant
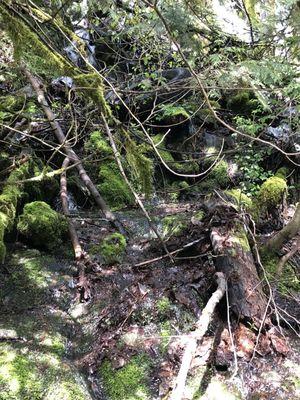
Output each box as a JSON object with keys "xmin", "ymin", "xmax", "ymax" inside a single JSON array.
[{"xmin": 234, "ymin": 145, "xmax": 272, "ymax": 196}]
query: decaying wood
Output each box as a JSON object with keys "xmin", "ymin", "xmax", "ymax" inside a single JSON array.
[
  {"xmin": 22, "ymin": 67, "xmax": 125, "ymax": 234},
  {"xmin": 170, "ymin": 272, "xmax": 226, "ymax": 400},
  {"xmin": 209, "ymin": 204, "xmax": 268, "ymax": 325}
]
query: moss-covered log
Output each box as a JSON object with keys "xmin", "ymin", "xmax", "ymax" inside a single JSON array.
[{"xmin": 209, "ymin": 203, "xmax": 268, "ymax": 325}]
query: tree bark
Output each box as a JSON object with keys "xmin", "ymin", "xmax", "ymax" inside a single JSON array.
[{"xmin": 209, "ymin": 205, "xmax": 268, "ymax": 325}]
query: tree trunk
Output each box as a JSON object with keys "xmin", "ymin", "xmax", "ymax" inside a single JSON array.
[{"xmin": 209, "ymin": 205, "xmax": 268, "ymax": 325}]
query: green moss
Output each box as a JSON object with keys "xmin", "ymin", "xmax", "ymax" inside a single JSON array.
[
  {"xmin": 17, "ymin": 202, "xmax": 67, "ymax": 251},
  {"xmin": 275, "ymin": 167, "xmax": 289, "ymax": 179},
  {"xmin": 161, "ymin": 215, "xmax": 187, "ymax": 238},
  {"xmin": 231, "ymin": 224, "xmax": 250, "ymax": 252},
  {"xmin": 225, "ymin": 189, "xmax": 253, "ymax": 210},
  {"xmin": 226, "ymin": 90, "xmax": 258, "ymax": 114},
  {"xmin": 159, "ymin": 321, "xmax": 172, "ymax": 353},
  {"xmin": 0, "ymin": 343, "xmax": 89, "ymax": 400},
  {"xmin": 98, "ymin": 233, "xmax": 127, "ymax": 264},
  {"xmin": 168, "ymin": 181, "xmax": 190, "ymax": 201},
  {"xmin": 0, "ymin": 3, "xmax": 72, "ymax": 78},
  {"xmin": 125, "ymin": 135, "xmax": 153, "ymax": 197},
  {"xmin": 262, "ymin": 254, "xmax": 300, "ymax": 294},
  {"xmin": 100, "ymin": 355, "xmax": 151, "ymax": 400},
  {"xmin": 257, "ymin": 176, "xmax": 287, "ymax": 209},
  {"xmin": 157, "ymin": 296, "xmax": 171, "ymax": 316},
  {"xmin": 98, "ymin": 162, "xmax": 134, "ymax": 209},
  {"xmin": 0, "ymin": 95, "xmax": 25, "ymax": 113},
  {"xmin": 73, "ymin": 73, "xmax": 111, "ymax": 116},
  {"xmin": 84, "ymin": 130, "xmax": 112, "ymax": 155},
  {"xmin": 0, "ymin": 162, "xmax": 32, "ymax": 262}
]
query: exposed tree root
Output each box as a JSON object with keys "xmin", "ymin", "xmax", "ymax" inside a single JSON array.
[{"xmin": 170, "ymin": 272, "xmax": 226, "ymax": 400}]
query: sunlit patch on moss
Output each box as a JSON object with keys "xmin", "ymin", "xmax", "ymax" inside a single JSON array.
[
  {"xmin": 91, "ymin": 233, "xmax": 127, "ymax": 264},
  {"xmin": 100, "ymin": 355, "xmax": 151, "ymax": 400}
]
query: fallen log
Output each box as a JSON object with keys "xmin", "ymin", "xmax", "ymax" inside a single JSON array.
[{"xmin": 209, "ymin": 203, "xmax": 268, "ymax": 325}]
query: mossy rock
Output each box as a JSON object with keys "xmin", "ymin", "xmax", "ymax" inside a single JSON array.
[
  {"xmin": 92, "ymin": 233, "xmax": 127, "ymax": 264},
  {"xmin": 225, "ymin": 189, "xmax": 253, "ymax": 210},
  {"xmin": 100, "ymin": 355, "xmax": 151, "ymax": 400},
  {"xmin": 17, "ymin": 202, "xmax": 67, "ymax": 251},
  {"xmin": 257, "ymin": 176, "xmax": 287, "ymax": 209}
]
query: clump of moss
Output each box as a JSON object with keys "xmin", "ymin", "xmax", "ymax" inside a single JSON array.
[
  {"xmin": 125, "ymin": 134, "xmax": 153, "ymax": 197},
  {"xmin": 98, "ymin": 162, "xmax": 134, "ymax": 209},
  {"xmin": 231, "ymin": 223, "xmax": 250, "ymax": 252},
  {"xmin": 96, "ymin": 233, "xmax": 127, "ymax": 264},
  {"xmin": 84, "ymin": 130, "xmax": 112, "ymax": 155},
  {"xmin": 100, "ymin": 355, "xmax": 151, "ymax": 400},
  {"xmin": 257, "ymin": 175, "xmax": 287, "ymax": 209},
  {"xmin": 157, "ymin": 296, "xmax": 171, "ymax": 317},
  {"xmin": 226, "ymin": 90, "xmax": 258, "ymax": 114},
  {"xmin": 161, "ymin": 215, "xmax": 187, "ymax": 238},
  {"xmin": 17, "ymin": 202, "xmax": 67, "ymax": 251},
  {"xmin": 225, "ymin": 189, "xmax": 253, "ymax": 210},
  {"xmin": 212, "ymin": 160, "xmax": 230, "ymax": 187}
]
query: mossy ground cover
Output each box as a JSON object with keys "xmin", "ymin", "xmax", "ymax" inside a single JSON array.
[{"xmin": 0, "ymin": 249, "xmax": 93, "ymax": 400}]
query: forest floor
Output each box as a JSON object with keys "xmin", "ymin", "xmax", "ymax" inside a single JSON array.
[{"xmin": 0, "ymin": 202, "xmax": 299, "ymax": 400}]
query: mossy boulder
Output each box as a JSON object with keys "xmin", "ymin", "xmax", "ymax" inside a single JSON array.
[
  {"xmin": 17, "ymin": 202, "xmax": 67, "ymax": 250},
  {"xmin": 257, "ymin": 175, "xmax": 287, "ymax": 209},
  {"xmin": 100, "ymin": 355, "xmax": 151, "ymax": 400},
  {"xmin": 225, "ymin": 189, "xmax": 253, "ymax": 210},
  {"xmin": 92, "ymin": 233, "xmax": 127, "ymax": 264}
]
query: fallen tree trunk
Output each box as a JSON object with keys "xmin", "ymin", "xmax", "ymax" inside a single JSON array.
[
  {"xmin": 209, "ymin": 204, "xmax": 268, "ymax": 326},
  {"xmin": 22, "ymin": 67, "xmax": 124, "ymax": 234}
]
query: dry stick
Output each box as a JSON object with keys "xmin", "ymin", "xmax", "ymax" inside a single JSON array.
[
  {"xmin": 60, "ymin": 157, "xmax": 91, "ymax": 300},
  {"xmin": 100, "ymin": 113, "xmax": 173, "ymax": 260},
  {"xmin": 134, "ymin": 238, "xmax": 203, "ymax": 267},
  {"xmin": 170, "ymin": 272, "xmax": 226, "ymax": 400},
  {"xmin": 60, "ymin": 157, "xmax": 83, "ymax": 260},
  {"xmin": 22, "ymin": 67, "xmax": 124, "ymax": 234}
]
